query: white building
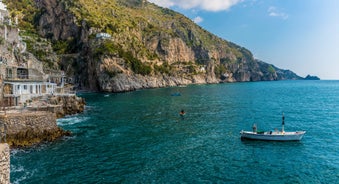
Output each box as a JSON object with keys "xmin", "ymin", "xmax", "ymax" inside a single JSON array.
[
  {"xmin": 0, "ymin": 1, "xmax": 7, "ymax": 11},
  {"xmin": 0, "ymin": 61, "xmax": 62, "ymax": 106},
  {"xmin": 3, "ymin": 81, "xmax": 56, "ymax": 105},
  {"xmin": 0, "ymin": 1, "xmax": 7, "ymax": 23},
  {"xmin": 96, "ymin": 32, "xmax": 112, "ymax": 39}
]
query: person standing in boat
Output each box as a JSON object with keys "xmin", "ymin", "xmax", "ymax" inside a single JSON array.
[{"xmin": 252, "ymin": 123, "xmax": 257, "ymax": 133}]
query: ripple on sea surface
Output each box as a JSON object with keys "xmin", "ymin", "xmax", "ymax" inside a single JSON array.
[{"xmin": 10, "ymin": 81, "xmax": 339, "ymax": 183}]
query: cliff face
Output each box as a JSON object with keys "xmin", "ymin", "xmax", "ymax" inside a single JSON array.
[
  {"xmin": 48, "ymin": 95, "xmax": 86, "ymax": 118},
  {"xmin": 5, "ymin": 0, "xmax": 302, "ymax": 92}
]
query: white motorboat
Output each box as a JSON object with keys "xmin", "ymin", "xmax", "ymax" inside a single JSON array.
[
  {"xmin": 240, "ymin": 114, "xmax": 306, "ymax": 141},
  {"xmin": 240, "ymin": 130, "xmax": 306, "ymax": 141}
]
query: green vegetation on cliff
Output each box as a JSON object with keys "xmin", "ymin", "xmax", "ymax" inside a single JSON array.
[
  {"xmin": 4, "ymin": 0, "xmax": 60, "ymax": 69},
  {"xmin": 4, "ymin": 0, "xmax": 302, "ymax": 92},
  {"xmin": 4, "ymin": 0, "xmax": 37, "ymax": 33}
]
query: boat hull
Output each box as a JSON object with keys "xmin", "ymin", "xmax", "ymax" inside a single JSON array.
[{"xmin": 240, "ymin": 131, "xmax": 306, "ymax": 141}]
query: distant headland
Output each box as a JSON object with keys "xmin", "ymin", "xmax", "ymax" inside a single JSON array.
[{"xmin": 304, "ymin": 75, "xmax": 320, "ymax": 80}]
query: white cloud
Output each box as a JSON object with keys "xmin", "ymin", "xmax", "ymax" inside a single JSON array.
[
  {"xmin": 148, "ymin": 0, "xmax": 241, "ymax": 12},
  {"xmin": 193, "ymin": 16, "xmax": 203, "ymax": 23},
  {"xmin": 268, "ymin": 6, "xmax": 289, "ymax": 20}
]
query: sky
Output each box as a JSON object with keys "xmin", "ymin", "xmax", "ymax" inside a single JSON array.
[{"xmin": 148, "ymin": 0, "xmax": 339, "ymax": 79}]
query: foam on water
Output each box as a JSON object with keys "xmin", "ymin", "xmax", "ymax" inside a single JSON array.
[
  {"xmin": 11, "ymin": 165, "xmax": 36, "ymax": 184},
  {"xmin": 57, "ymin": 116, "xmax": 89, "ymax": 126}
]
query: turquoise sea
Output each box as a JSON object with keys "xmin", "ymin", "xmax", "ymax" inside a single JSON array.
[{"xmin": 10, "ymin": 80, "xmax": 339, "ymax": 183}]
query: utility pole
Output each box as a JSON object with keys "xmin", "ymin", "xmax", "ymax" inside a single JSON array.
[
  {"xmin": 4, "ymin": 25, "xmax": 7, "ymax": 40},
  {"xmin": 141, "ymin": 0, "xmax": 146, "ymax": 8},
  {"xmin": 0, "ymin": 75, "xmax": 6, "ymax": 115},
  {"xmin": 0, "ymin": 74, "xmax": 3, "ymax": 111}
]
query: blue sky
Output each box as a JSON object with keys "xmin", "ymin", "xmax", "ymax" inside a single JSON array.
[{"xmin": 148, "ymin": 0, "xmax": 339, "ymax": 79}]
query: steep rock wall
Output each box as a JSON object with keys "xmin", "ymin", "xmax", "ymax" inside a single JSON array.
[
  {"xmin": 17, "ymin": 0, "xmax": 302, "ymax": 92},
  {"xmin": 36, "ymin": 0, "xmax": 80, "ymax": 41},
  {"xmin": 48, "ymin": 95, "xmax": 86, "ymax": 118},
  {"xmin": 0, "ymin": 144, "xmax": 10, "ymax": 184}
]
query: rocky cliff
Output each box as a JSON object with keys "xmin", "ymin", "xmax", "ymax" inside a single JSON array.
[
  {"xmin": 48, "ymin": 95, "xmax": 86, "ymax": 118},
  {"xmin": 4, "ymin": 0, "xmax": 303, "ymax": 92}
]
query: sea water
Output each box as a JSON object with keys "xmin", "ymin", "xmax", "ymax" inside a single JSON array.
[{"xmin": 10, "ymin": 80, "xmax": 339, "ymax": 183}]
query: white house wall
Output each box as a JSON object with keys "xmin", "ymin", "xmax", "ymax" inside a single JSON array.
[{"xmin": 5, "ymin": 82, "xmax": 56, "ymax": 104}]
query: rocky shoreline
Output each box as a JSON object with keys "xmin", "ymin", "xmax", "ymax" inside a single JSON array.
[{"xmin": 0, "ymin": 95, "xmax": 85, "ymax": 148}]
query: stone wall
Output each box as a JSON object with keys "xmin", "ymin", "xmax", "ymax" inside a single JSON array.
[
  {"xmin": 0, "ymin": 143, "xmax": 10, "ymax": 184},
  {"xmin": 3, "ymin": 111, "xmax": 56, "ymax": 135},
  {"xmin": 0, "ymin": 74, "xmax": 3, "ymax": 103},
  {"xmin": 0, "ymin": 94, "xmax": 84, "ymax": 147},
  {"xmin": 0, "ymin": 111, "xmax": 70, "ymax": 147}
]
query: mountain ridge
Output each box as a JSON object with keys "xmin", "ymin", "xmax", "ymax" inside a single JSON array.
[{"xmin": 3, "ymin": 0, "xmax": 303, "ymax": 92}]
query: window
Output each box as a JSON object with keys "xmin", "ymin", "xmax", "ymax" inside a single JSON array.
[
  {"xmin": 17, "ymin": 68, "xmax": 29, "ymax": 79},
  {"xmin": 6, "ymin": 68, "xmax": 12, "ymax": 78}
]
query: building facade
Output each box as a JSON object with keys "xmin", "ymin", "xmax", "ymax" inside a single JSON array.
[{"xmin": 0, "ymin": 59, "xmax": 61, "ymax": 107}]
